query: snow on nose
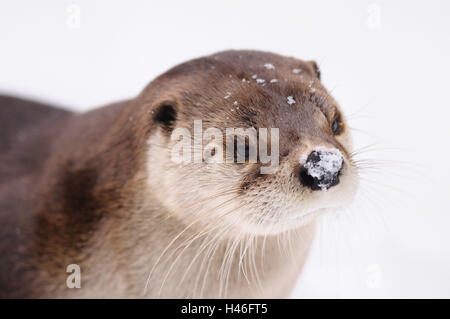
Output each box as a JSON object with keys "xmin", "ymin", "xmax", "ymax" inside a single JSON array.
[{"xmin": 299, "ymin": 147, "xmax": 344, "ymax": 191}]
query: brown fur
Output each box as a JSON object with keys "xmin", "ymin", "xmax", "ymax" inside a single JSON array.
[{"xmin": 0, "ymin": 50, "xmax": 357, "ymax": 298}]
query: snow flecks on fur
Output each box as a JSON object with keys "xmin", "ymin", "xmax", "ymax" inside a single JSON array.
[
  {"xmin": 287, "ymin": 96, "xmax": 296, "ymax": 105},
  {"xmin": 308, "ymin": 80, "xmax": 316, "ymax": 93},
  {"xmin": 264, "ymin": 63, "xmax": 275, "ymax": 70},
  {"xmin": 292, "ymin": 68, "xmax": 302, "ymax": 74}
]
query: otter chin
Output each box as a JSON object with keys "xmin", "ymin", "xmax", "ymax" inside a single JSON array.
[{"xmin": 0, "ymin": 50, "xmax": 358, "ymax": 298}]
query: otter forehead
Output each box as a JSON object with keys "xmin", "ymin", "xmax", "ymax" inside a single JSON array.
[
  {"xmin": 165, "ymin": 51, "xmax": 342, "ymax": 143},
  {"xmin": 210, "ymin": 50, "xmax": 319, "ymax": 79}
]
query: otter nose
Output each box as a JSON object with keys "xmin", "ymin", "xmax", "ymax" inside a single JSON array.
[{"xmin": 299, "ymin": 149, "xmax": 344, "ymax": 191}]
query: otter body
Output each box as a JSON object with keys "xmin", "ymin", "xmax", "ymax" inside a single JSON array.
[{"xmin": 0, "ymin": 50, "xmax": 357, "ymax": 298}]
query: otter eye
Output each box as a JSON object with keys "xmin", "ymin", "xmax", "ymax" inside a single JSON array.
[{"xmin": 331, "ymin": 117, "xmax": 342, "ymax": 135}]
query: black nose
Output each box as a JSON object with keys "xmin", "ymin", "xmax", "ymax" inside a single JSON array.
[{"xmin": 299, "ymin": 150, "xmax": 344, "ymax": 191}]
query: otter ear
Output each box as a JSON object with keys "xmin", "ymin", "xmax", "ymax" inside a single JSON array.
[
  {"xmin": 152, "ymin": 102, "xmax": 177, "ymax": 132},
  {"xmin": 307, "ymin": 61, "xmax": 321, "ymax": 80}
]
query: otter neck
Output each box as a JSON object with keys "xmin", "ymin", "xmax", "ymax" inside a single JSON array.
[{"xmin": 109, "ymin": 194, "xmax": 316, "ymax": 298}]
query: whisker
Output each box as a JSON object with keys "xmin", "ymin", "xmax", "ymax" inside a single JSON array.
[
  {"xmin": 159, "ymin": 199, "xmax": 244, "ymax": 297},
  {"xmin": 164, "ymin": 187, "xmax": 240, "ymax": 220},
  {"xmin": 155, "ymin": 197, "xmax": 243, "ymax": 297},
  {"xmin": 143, "ymin": 190, "xmax": 239, "ymax": 296}
]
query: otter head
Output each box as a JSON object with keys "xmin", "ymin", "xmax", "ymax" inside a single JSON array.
[{"xmin": 143, "ymin": 50, "xmax": 358, "ymax": 236}]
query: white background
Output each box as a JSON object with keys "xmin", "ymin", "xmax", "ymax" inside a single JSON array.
[{"xmin": 1, "ymin": 0, "xmax": 449, "ymax": 298}]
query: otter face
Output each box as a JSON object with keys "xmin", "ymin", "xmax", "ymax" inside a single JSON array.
[{"xmin": 145, "ymin": 50, "xmax": 358, "ymax": 236}]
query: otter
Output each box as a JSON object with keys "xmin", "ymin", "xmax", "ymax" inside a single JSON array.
[{"xmin": 0, "ymin": 50, "xmax": 358, "ymax": 298}]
